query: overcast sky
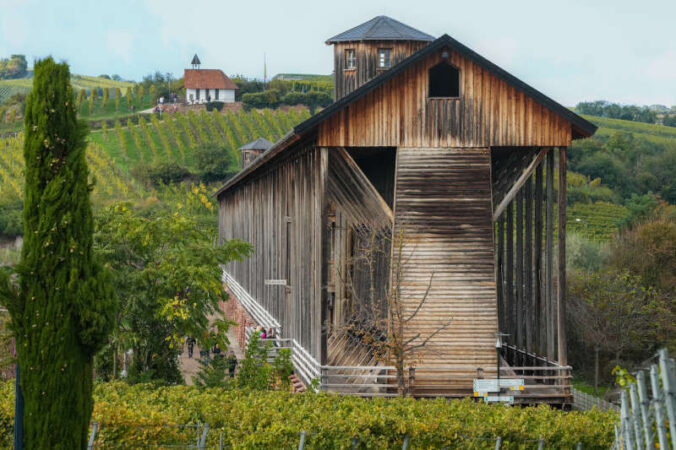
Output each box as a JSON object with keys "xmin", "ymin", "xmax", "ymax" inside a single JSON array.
[{"xmin": 1, "ymin": 0, "xmax": 674, "ymax": 106}]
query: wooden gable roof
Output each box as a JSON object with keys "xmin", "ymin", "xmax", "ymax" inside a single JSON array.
[{"xmin": 216, "ymin": 34, "xmax": 596, "ymax": 197}]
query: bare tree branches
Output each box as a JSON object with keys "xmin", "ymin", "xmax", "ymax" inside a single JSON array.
[{"xmin": 332, "ymin": 224, "xmax": 451, "ymax": 396}]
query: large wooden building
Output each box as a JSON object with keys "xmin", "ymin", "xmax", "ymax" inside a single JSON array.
[{"xmin": 216, "ymin": 16, "xmax": 596, "ymax": 404}]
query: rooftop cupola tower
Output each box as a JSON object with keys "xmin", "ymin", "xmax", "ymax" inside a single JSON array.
[
  {"xmin": 326, "ymin": 16, "xmax": 434, "ymax": 99},
  {"xmin": 191, "ymin": 54, "xmax": 201, "ymax": 69}
]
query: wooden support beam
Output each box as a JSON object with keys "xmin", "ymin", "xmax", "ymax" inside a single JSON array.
[
  {"xmin": 492, "ymin": 148, "xmax": 550, "ymax": 222},
  {"xmin": 332, "ymin": 148, "xmax": 394, "ymax": 223},
  {"xmin": 545, "ymin": 150, "xmax": 555, "ymax": 360},
  {"xmin": 524, "ymin": 177, "xmax": 533, "ymax": 353},
  {"xmin": 506, "ymin": 203, "xmax": 514, "ymax": 342},
  {"xmin": 534, "ymin": 164, "xmax": 543, "ymax": 355},
  {"xmin": 319, "ymin": 147, "xmax": 329, "ymax": 365},
  {"xmin": 516, "ymin": 190, "xmax": 524, "ymax": 349},
  {"xmin": 557, "ymin": 147, "xmax": 568, "ymax": 366},
  {"xmin": 497, "ymin": 217, "xmax": 505, "ymax": 333}
]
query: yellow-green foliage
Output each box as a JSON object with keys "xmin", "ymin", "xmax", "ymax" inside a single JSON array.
[{"xmin": 0, "ymin": 381, "xmax": 616, "ymax": 449}]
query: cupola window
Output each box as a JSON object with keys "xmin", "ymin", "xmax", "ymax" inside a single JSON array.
[
  {"xmin": 345, "ymin": 49, "xmax": 356, "ymax": 69},
  {"xmin": 428, "ymin": 61, "xmax": 460, "ymax": 97},
  {"xmin": 378, "ymin": 48, "xmax": 391, "ymax": 68}
]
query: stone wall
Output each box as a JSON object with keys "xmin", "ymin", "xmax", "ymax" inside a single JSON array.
[{"xmin": 219, "ymin": 286, "xmax": 255, "ymax": 351}]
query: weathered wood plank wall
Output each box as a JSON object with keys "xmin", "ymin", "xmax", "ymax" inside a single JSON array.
[
  {"xmin": 393, "ymin": 147, "xmax": 498, "ymax": 371},
  {"xmin": 333, "ymin": 41, "xmax": 428, "ymax": 99},
  {"xmin": 219, "ymin": 136, "xmax": 324, "ymax": 360},
  {"xmin": 320, "ymin": 48, "xmax": 573, "ymax": 148}
]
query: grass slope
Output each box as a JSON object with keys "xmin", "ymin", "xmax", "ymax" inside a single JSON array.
[
  {"xmin": 88, "ymin": 108, "xmax": 311, "ymax": 174},
  {"xmin": 0, "ymin": 74, "xmax": 133, "ymax": 104},
  {"xmin": 582, "ymin": 114, "xmax": 676, "ymax": 146}
]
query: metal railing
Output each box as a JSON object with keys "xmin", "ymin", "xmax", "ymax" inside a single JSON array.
[
  {"xmin": 222, "ymin": 270, "xmax": 280, "ymax": 328},
  {"xmin": 613, "ymin": 348, "xmax": 676, "ymax": 450},
  {"xmin": 229, "ymin": 270, "xmax": 571, "ymax": 402},
  {"xmin": 572, "ymin": 387, "xmax": 619, "ymax": 412}
]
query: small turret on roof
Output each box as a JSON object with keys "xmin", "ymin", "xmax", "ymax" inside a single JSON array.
[
  {"xmin": 191, "ymin": 54, "xmax": 201, "ymax": 68},
  {"xmin": 239, "ymin": 137, "xmax": 274, "ymax": 169},
  {"xmin": 326, "ymin": 15, "xmax": 435, "ymax": 44},
  {"xmin": 239, "ymin": 137, "xmax": 274, "ymax": 151}
]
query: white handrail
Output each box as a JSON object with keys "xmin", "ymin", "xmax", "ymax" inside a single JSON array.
[{"xmin": 222, "ymin": 270, "xmax": 280, "ymax": 328}]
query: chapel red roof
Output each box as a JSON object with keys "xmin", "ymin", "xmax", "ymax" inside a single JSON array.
[{"xmin": 184, "ymin": 69, "xmax": 238, "ymax": 90}]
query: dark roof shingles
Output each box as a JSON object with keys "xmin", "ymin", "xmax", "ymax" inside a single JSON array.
[
  {"xmin": 326, "ymin": 16, "xmax": 435, "ymax": 43},
  {"xmin": 239, "ymin": 137, "xmax": 274, "ymax": 151}
]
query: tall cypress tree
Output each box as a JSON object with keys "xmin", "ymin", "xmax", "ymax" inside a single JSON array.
[{"xmin": 0, "ymin": 58, "xmax": 115, "ymax": 449}]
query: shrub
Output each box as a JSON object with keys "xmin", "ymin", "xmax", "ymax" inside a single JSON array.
[
  {"xmin": 0, "ymin": 198, "xmax": 22, "ymax": 237},
  {"xmin": 193, "ymin": 142, "xmax": 238, "ymax": 183},
  {"xmin": 237, "ymin": 334, "xmax": 273, "ymax": 390},
  {"xmin": 281, "ymin": 90, "xmax": 333, "ymax": 113},
  {"xmin": 132, "ymin": 162, "xmax": 192, "ymax": 186},
  {"xmin": 205, "ymin": 101, "xmax": 225, "ymax": 112},
  {"xmin": 0, "ymin": 381, "xmax": 617, "ymax": 448},
  {"xmin": 242, "ymin": 89, "xmax": 281, "ymax": 109}
]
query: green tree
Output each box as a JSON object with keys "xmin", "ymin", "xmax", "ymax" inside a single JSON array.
[
  {"xmin": 94, "ymin": 203, "xmax": 252, "ymax": 381},
  {"xmin": 125, "ymin": 86, "xmax": 132, "ymax": 109},
  {"xmin": 137, "ymin": 85, "xmax": 145, "ymax": 104},
  {"xmin": 194, "ymin": 142, "xmax": 239, "ymax": 183},
  {"xmin": 102, "ymin": 87, "xmax": 109, "ymax": 109},
  {"xmin": 0, "ymin": 57, "xmax": 115, "ymax": 449},
  {"xmin": 8, "ymin": 108, "xmax": 16, "ymax": 123},
  {"xmin": 192, "ymin": 356, "xmax": 232, "ymax": 388},
  {"xmin": 237, "ymin": 334, "xmax": 273, "ymax": 390},
  {"xmin": 610, "ymin": 217, "xmax": 676, "ymax": 292},
  {"xmin": 149, "ymin": 84, "xmax": 156, "ymax": 101}
]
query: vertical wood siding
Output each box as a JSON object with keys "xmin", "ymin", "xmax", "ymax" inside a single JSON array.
[
  {"xmin": 320, "ymin": 48, "xmax": 573, "ymax": 148},
  {"xmin": 219, "ymin": 137, "xmax": 325, "ymax": 360},
  {"xmin": 333, "ymin": 41, "xmax": 428, "ymax": 100},
  {"xmin": 393, "ymin": 147, "xmax": 498, "ymax": 372}
]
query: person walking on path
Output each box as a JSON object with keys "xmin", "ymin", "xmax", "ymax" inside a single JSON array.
[
  {"xmin": 226, "ymin": 352, "xmax": 237, "ymax": 378},
  {"xmin": 187, "ymin": 336, "xmax": 196, "ymax": 358},
  {"xmin": 212, "ymin": 343, "xmax": 222, "ymax": 359}
]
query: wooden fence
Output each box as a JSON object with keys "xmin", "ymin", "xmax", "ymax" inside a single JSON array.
[{"xmin": 614, "ymin": 348, "xmax": 676, "ymax": 449}]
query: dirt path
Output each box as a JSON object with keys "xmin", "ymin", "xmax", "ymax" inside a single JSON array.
[{"xmin": 179, "ymin": 326, "xmax": 244, "ymax": 385}]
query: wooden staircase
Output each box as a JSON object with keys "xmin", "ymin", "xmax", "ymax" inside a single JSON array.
[{"xmin": 290, "ymin": 374, "xmax": 307, "ymax": 393}]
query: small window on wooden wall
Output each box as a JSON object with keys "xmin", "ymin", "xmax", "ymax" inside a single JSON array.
[
  {"xmin": 345, "ymin": 49, "xmax": 356, "ymax": 69},
  {"xmin": 378, "ymin": 48, "xmax": 391, "ymax": 68},
  {"xmin": 429, "ymin": 61, "xmax": 460, "ymax": 98}
]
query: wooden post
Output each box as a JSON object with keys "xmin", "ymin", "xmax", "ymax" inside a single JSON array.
[
  {"xmin": 497, "ymin": 217, "xmax": 505, "ymax": 333},
  {"xmin": 524, "ymin": 177, "xmax": 533, "ymax": 353},
  {"xmin": 557, "ymin": 147, "xmax": 567, "ymax": 366},
  {"xmin": 319, "ymin": 147, "xmax": 329, "ymax": 365},
  {"xmin": 534, "ymin": 163, "xmax": 543, "ymax": 355},
  {"xmin": 516, "ymin": 190, "xmax": 524, "ymax": 349},
  {"xmin": 506, "ymin": 203, "xmax": 514, "ymax": 343},
  {"xmin": 545, "ymin": 150, "xmax": 555, "ymax": 360}
]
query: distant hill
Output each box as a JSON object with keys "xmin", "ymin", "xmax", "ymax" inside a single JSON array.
[
  {"xmin": 0, "ymin": 74, "xmax": 133, "ymax": 104},
  {"xmin": 581, "ymin": 114, "xmax": 676, "ymax": 146},
  {"xmin": 272, "ymin": 73, "xmax": 333, "ymax": 82}
]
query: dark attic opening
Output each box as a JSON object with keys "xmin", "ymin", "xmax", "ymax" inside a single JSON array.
[
  {"xmin": 346, "ymin": 147, "xmax": 397, "ymax": 208},
  {"xmin": 429, "ymin": 61, "xmax": 460, "ymax": 97}
]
